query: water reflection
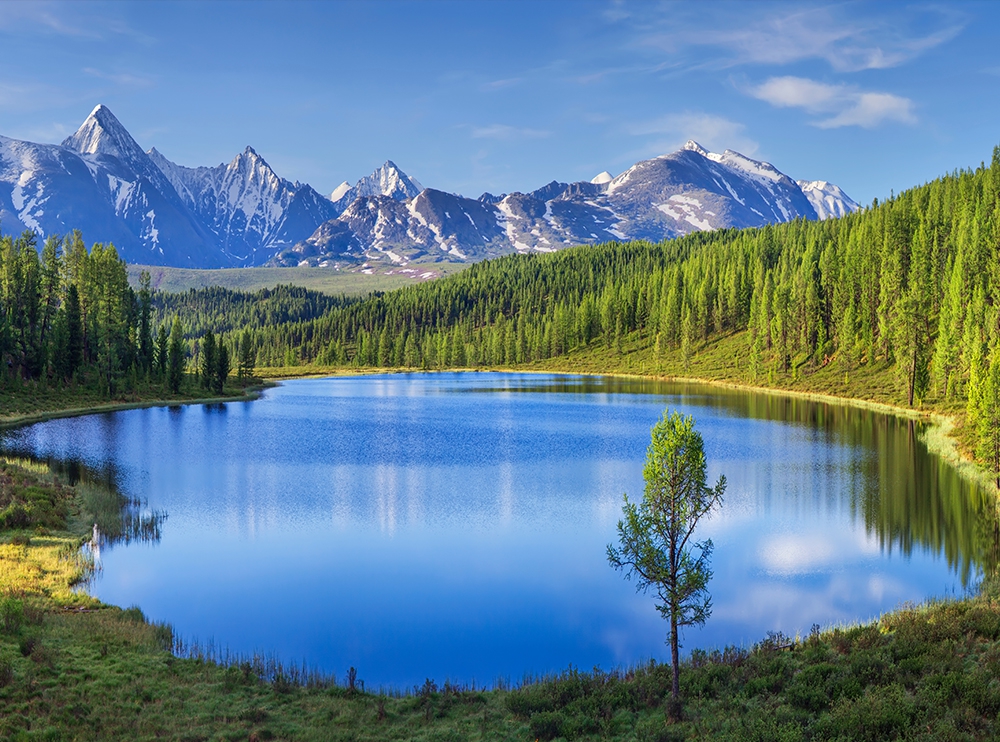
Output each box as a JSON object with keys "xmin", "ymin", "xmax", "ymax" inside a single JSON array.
[
  {"xmin": 1, "ymin": 450, "xmax": 167, "ymax": 551},
  {"xmin": 0, "ymin": 372, "xmax": 993, "ymax": 687}
]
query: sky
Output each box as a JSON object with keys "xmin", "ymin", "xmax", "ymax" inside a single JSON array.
[{"xmin": 0, "ymin": 0, "xmax": 996, "ymax": 205}]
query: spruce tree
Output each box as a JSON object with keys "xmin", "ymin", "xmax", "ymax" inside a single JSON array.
[
  {"xmin": 200, "ymin": 331, "xmax": 217, "ymax": 390},
  {"xmin": 167, "ymin": 318, "xmax": 185, "ymax": 394}
]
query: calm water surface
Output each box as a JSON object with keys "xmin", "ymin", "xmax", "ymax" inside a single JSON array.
[{"xmin": 3, "ymin": 373, "xmax": 995, "ymax": 688}]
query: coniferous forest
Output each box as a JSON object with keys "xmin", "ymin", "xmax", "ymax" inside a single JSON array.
[{"xmin": 3, "ymin": 149, "xmax": 1000, "ymax": 477}]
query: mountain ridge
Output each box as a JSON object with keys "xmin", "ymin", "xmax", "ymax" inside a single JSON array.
[{"xmin": 0, "ymin": 106, "xmax": 859, "ymax": 269}]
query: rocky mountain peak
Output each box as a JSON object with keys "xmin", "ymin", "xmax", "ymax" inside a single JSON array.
[{"xmin": 62, "ymin": 104, "xmax": 144, "ymax": 162}]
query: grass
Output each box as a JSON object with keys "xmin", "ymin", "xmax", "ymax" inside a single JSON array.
[
  {"xmin": 127, "ymin": 263, "xmax": 467, "ymax": 296},
  {"xmin": 0, "ymin": 374, "xmax": 268, "ymax": 430}
]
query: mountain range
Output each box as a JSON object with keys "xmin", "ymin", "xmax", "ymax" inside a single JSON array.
[{"xmin": 0, "ymin": 105, "xmax": 859, "ymax": 270}]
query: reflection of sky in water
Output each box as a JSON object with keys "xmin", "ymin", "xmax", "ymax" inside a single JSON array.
[{"xmin": 0, "ymin": 373, "xmax": 980, "ymax": 688}]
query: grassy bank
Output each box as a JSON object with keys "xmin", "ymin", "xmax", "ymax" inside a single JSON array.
[{"xmin": 0, "ymin": 375, "xmax": 269, "ymax": 430}]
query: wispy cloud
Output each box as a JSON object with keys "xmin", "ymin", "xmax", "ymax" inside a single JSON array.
[
  {"xmin": 638, "ymin": 3, "xmax": 965, "ymax": 73},
  {"xmin": 481, "ymin": 78, "xmax": 522, "ymax": 92},
  {"xmin": 625, "ymin": 112, "xmax": 759, "ymax": 158},
  {"xmin": 83, "ymin": 67, "xmax": 155, "ymax": 89},
  {"xmin": 0, "ymin": 1, "xmax": 154, "ymax": 44},
  {"xmin": 470, "ymin": 124, "xmax": 550, "ymax": 141},
  {"xmin": 749, "ymin": 76, "xmax": 916, "ymax": 128}
]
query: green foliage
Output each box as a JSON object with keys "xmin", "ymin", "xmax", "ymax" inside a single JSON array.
[
  {"xmin": 0, "ymin": 230, "xmax": 191, "ymax": 396},
  {"xmin": 608, "ymin": 410, "xmax": 726, "ymax": 713}
]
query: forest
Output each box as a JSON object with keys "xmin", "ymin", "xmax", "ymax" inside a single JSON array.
[{"xmin": 3, "ymin": 148, "xmax": 1000, "ymax": 478}]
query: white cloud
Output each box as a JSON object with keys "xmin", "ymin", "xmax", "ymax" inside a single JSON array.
[
  {"xmin": 470, "ymin": 124, "xmax": 550, "ymax": 141},
  {"xmin": 639, "ymin": 4, "xmax": 965, "ymax": 74},
  {"xmin": 817, "ymin": 92, "xmax": 916, "ymax": 129},
  {"xmin": 480, "ymin": 78, "xmax": 522, "ymax": 92},
  {"xmin": 749, "ymin": 76, "xmax": 916, "ymax": 129},
  {"xmin": 626, "ymin": 112, "xmax": 759, "ymax": 157}
]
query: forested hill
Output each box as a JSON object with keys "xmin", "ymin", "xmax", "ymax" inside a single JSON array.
[
  {"xmin": 164, "ymin": 147, "xmax": 1000, "ymax": 479},
  {"xmin": 151, "ymin": 285, "xmax": 360, "ymax": 338}
]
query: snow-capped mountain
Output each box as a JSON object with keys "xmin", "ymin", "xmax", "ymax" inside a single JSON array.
[
  {"xmin": 0, "ymin": 105, "xmax": 345, "ymax": 267},
  {"xmin": 272, "ymin": 141, "xmax": 860, "ymax": 268},
  {"xmin": 797, "ymin": 180, "xmax": 860, "ymax": 220},
  {"xmin": 148, "ymin": 146, "xmax": 339, "ymax": 264},
  {"xmin": 0, "ymin": 106, "xmax": 858, "ymax": 271},
  {"xmin": 330, "ymin": 161, "xmax": 422, "ymax": 211},
  {"xmin": 0, "ymin": 105, "xmax": 219, "ymax": 265}
]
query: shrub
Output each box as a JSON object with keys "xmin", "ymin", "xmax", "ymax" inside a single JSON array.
[
  {"xmin": 529, "ymin": 711, "xmax": 566, "ymax": 741},
  {"xmin": 0, "ymin": 597, "xmax": 24, "ymax": 633}
]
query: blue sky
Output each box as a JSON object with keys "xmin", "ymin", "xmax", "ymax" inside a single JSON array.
[{"xmin": 0, "ymin": 0, "xmax": 995, "ymax": 205}]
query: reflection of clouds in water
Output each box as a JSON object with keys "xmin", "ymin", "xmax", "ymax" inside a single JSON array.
[
  {"xmin": 712, "ymin": 571, "xmax": 906, "ymax": 634},
  {"xmin": 405, "ymin": 466, "xmax": 425, "ymax": 526},
  {"xmin": 759, "ymin": 534, "xmax": 838, "ymax": 575},
  {"xmin": 498, "ymin": 461, "xmax": 514, "ymax": 526},
  {"xmin": 758, "ymin": 527, "xmax": 882, "ymax": 576},
  {"xmin": 330, "ymin": 464, "xmax": 353, "ymax": 529},
  {"xmin": 591, "ymin": 458, "xmax": 634, "ymax": 529},
  {"xmin": 375, "ymin": 464, "xmax": 398, "ymax": 536}
]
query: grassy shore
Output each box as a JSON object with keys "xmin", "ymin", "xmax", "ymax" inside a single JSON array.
[
  {"xmin": 0, "ymin": 376, "xmax": 270, "ymax": 431},
  {"xmin": 3, "ymin": 337, "xmax": 1000, "ymax": 739}
]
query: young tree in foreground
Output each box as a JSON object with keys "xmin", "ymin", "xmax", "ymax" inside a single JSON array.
[{"xmin": 607, "ymin": 410, "xmax": 726, "ymax": 720}]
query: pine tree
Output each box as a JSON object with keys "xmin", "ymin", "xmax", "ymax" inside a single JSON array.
[
  {"xmin": 201, "ymin": 330, "xmax": 217, "ymax": 390},
  {"xmin": 214, "ymin": 342, "xmax": 230, "ymax": 395},
  {"xmin": 976, "ymin": 348, "xmax": 1000, "ymax": 489},
  {"xmin": 167, "ymin": 318, "xmax": 185, "ymax": 394}
]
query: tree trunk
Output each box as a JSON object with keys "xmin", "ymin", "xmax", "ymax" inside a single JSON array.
[{"xmin": 668, "ymin": 611, "xmax": 681, "ymax": 721}]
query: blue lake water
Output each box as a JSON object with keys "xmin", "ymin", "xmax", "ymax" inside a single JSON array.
[{"xmin": 2, "ymin": 372, "xmax": 993, "ymax": 689}]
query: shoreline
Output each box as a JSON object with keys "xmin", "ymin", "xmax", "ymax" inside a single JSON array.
[{"xmin": 0, "ymin": 382, "xmax": 275, "ymax": 432}]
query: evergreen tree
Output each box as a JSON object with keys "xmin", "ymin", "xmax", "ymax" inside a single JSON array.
[
  {"xmin": 608, "ymin": 410, "xmax": 726, "ymax": 720},
  {"xmin": 214, "ymin": 341, "xmax": 230, "ymax": 395},
  {"xmin": 201, "ymin": 330, "xmax": 217, "ymax": 390},
  {"xmin": 977, "ymin": 349, "xmax": 1000, "ymax": 489},
  {"xmin": 167, "ymin": 318, "xmax": 185, "ymax": 394},
  {"xmin": 137, "ymin": 270, "xmax": 153, "ymax": 373},
  {"xmin": 155, "ymin": 324, "xmax": 168, "ymax": 377}
]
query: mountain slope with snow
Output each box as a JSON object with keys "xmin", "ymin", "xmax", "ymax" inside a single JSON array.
[
  {"xmin": 274, "ymin": 141, "xmax": 860, "ymax": 269},
  {"xmin": 330, "ymin": 161, "xmax": 422, "ymax": 211},
  {"xmin": 0, "ymin": 106, "xmax": 859, "ymax": 270},
  {"xmin": 148, "ymin": 146, "xmax": 339, "ymax": 264}
]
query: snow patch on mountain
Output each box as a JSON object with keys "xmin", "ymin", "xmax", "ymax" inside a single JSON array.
[{"xmin": 797, "ymin": 180, "xmax": 861, "ymax": 220}]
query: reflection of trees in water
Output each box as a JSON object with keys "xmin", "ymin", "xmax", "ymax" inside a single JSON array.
[
  {"xmin": 479, "ymin": 376, "xmax": 1000, "ymax": 586},
  {"xmin": 34, "ymin": 455, "xmax": 165, "ymax": 548}
]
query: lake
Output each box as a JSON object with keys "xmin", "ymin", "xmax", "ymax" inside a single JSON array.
[{"xmin": 2, "ymin": 372, "xmax": 994, "ymax": 689}]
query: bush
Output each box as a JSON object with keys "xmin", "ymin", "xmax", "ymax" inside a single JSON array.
[
  {"xmin": 0, "ymin": 504, "xmax": 30, "ymax": 530},
  {"xmin": 529, "ymin": 711, "xmax": 566, "ymax": 741},
  {"xmin": 0, "ymin": 597, "xmax": 24, "ymax": 633}
]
